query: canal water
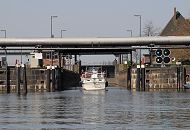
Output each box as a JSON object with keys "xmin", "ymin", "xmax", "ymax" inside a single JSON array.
[{"xmin": 0, "ymin": 87, "xmax": 190, "ymax": 130}]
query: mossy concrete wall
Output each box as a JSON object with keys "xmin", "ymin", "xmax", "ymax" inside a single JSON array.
[
  {"xmin": 115, "ymin": 64, "xmax": 188, "ymax": 89},
  {"xmin": 0, "ymin": 67, "xmax": 80, "ymax": 92}
]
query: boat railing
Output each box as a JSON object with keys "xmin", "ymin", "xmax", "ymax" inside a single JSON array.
[{"xmin": 81, "ymin": 72, "xmax": 106, "ymax": 79}]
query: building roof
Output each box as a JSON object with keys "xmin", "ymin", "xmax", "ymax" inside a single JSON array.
[
  {"xmin": 160, "ymin": 8, "xmax": 190, "ymax": 36},
  {"xmin": 160, "ymin": 8, "xmax": 190, "ymax": 61}
]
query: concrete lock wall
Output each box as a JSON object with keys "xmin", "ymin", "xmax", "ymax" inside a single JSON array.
[
  {"xmin": 131, "ymin": 66, "xmax": 185, "ymax": 89},
  {"xmin": 115, "ymin": 64, "xmax": 188, "ymax": 89},
  {"xmin": 0, "ymin": 66, "xmax": 80, "ymax": 92}
]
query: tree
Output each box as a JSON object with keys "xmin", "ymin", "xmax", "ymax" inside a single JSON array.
[{"xmin": 143, "ymin": 21, "xmax": 160, "ymax": 36}]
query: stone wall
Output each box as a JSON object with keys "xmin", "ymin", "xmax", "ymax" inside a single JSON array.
[
  {"xmin": 0, "ymin": 67, "xmax": 80, "ymax": 92},
  {"xmin": 114, "ymin": 64, "xmax": 188, "ymax": 89},
  {"xmin": 131, "ymin": 66, "xmax": 184, "ymax": 89}
]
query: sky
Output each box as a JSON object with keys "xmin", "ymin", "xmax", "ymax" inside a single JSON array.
[{"xmin": 0, "ymin": 0, "xmax": 190, "ymax": 65}]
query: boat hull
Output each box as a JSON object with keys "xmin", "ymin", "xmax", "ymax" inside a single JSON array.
[
  {"xmin": 183, "ymin": 83, "xmax": 190, "ymax": 89},
  {"xmin": 82, "ymin": 81, "xmax": 106, "ymax": 90}
]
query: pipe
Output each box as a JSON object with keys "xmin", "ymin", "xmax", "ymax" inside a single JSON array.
[{"xmin": 0, "ymin": 36, "xmax": 190, "ymax": 47}]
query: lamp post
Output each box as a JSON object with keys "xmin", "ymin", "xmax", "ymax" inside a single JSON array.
[
  {"xmin": 50, "ymin": 16, "xmax": 58, "ymax": 66},
  {"xmin": 134, "ymin": 14, "xmax": 142, "ymax": 66},
  {"xmin": 50, "ymin": 16, "xmax": 58, "ymax": 38},
  {"xmin": 0, "ymin": 30, "xmax": 6, "ymax": 38},
  {"xmin": 126, "ymin": 29, "xmax": 132, "ymax": 37},
  {"xmin": 61, "ymin": 29, "xmax": 67, "ymax": 38}
]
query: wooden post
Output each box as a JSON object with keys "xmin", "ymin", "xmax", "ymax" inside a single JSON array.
[
  {"xmin": 51, "ymin": 66, "xmax": 56, "ymax": 91},
  {"xmin": 177, "ymin": 67, "xmax": 181, "ymax": 90},
  {"xmin": 136, "ymin": 65, "xmax": 141, "ymax": 91},
  {"xmin": 141, "ymin": 65, "xmax": 145, "ymax": 91},
  {"xmin": 6, "ymin": 65, "xmax": 10, "ymax": 93},
  {"xmin": 56, "ymin": 67, "xmax": 61, "ymax": 91},
  {"xmin": 183, "ymin": 67, "xmax": 187, "ymax": 84},
  {"xmin": 127, "ymin": 66, "xmax": 131, "ymax": 89},
  {"xmin": 16, "ymin": 65, "xmax": 21, "ymax": 94},
  {"xmin": 22, "ymin": 64, "xmax": 27, "ymax": 94},
  {"xmin": 46, "ymin": 66, "xmax": 51, "ymax": 92}
]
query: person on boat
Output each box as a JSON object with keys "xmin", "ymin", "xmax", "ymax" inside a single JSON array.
[{"xmin": 186, "ymin": 74, "xmax": 189, "ymax": 83}]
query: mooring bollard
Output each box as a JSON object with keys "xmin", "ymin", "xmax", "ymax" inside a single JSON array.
[
  {"xmin": 16, "ymin": 64, "xmax": 21, "ymax": 94},
  {"xmin": 46, "ymin": 66, "xmax": 51, "ymax": 92},
  {"xmin": 51, "ymin": 66, "xmax": 56, "ymax": 91},
  {"xmin": 141, "ymin": 65, "xmax": 145, "ymax": 91},
  {"xmin": 136, "ymin": 65, "xmax": 141, "ymax": 91},
  {"xmin": 22, "ymin": 64, "xmax": 27, "ymax": 94}
]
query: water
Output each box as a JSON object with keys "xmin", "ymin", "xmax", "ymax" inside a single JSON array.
[{"xmin": 0, "ymin": 87, "xmax": 190, "ymax": 130}]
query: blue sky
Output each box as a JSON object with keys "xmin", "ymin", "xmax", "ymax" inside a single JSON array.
[{"xmin": 0, "ymin": 0, "xmax": 190, "ymax": 64}]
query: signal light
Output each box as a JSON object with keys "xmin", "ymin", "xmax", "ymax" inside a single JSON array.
[
  {"xmin": 163, "ymin": 57, "xmax": 170, "ymax": 63},
  {"xmin": 163, "ymin": 49, "xmax": 170, "ymax": 56},
  {"xmin": 155, "ymin": 49, "xmax": 171, "ymax": 64},
  {"xmin": 156, "ymin": 57, "xmax": 162, "ymax": 63},
  {"xmin": 155, "ymin": 49, "xmax": 162, "ymax": 56}
]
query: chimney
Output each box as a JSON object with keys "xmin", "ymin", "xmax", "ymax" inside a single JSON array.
[{"xmin": 174, "ymin": 7, "xmax": 176, "ymax": 17}]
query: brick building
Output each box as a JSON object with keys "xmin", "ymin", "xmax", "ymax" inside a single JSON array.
[{"xmin": 160, "ymin": 7, "xmax": 190, "ymax": 61}]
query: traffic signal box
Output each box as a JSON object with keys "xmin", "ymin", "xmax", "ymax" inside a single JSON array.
[{"xmin": 155, "ymin": 49, "xmax": 170, "ymax": 64}]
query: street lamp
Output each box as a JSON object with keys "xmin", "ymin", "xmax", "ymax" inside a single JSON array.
[
  {"xmin": 126, "ymin": 29, "xmax": 132, "ymax": 37},
  {"xmin": 134, "ymin": 14, "xmax": 142, "ymax": 66},
  {"xmin": 61, "ymin": 29, "xmax": 67, "ymax": 38},
  {"xmin": 134, "ymin": 15, "xmax": 141, "ymax": 37},
  {"xmin": 50, "ymin": 16, "xmax": 58, "ymax": 38},
  {"xmin": 0, "ymin": 30, "xmax": 6, "ymax": 38}
]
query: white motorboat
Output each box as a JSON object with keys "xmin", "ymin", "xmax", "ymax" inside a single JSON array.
[
  {"xmin": 80, "ymin": 68, "xmax": 107, "ymax": 90},
  {"xmin": 183, "ymin": 82, "xmax": 190, "ymax": 89}
]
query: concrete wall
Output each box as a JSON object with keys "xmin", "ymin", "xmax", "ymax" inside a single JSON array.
[
  {"xmin": 0, "ymin": 66, "xmax": 80, "ymax": 92},
  {"xmin": 115, "ymin": 64, "xmax": 187, "ymax": 89},
  {"xmin": 131, "ymin": 67, "xmax": 180, "ymax": 89}
]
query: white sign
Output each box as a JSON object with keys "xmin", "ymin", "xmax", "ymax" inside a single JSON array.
[{"xmin": 35, "ymin": 53, "xmax": 43, "ymax": 59}]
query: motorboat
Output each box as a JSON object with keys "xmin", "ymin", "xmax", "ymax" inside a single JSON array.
[
  {"xmin": 183, "ymin": 82, "xmax": 190, "ymax": 89},
  {"xmin": 80, "ymin": 68, "xmax": 108, "ymax": 90}
]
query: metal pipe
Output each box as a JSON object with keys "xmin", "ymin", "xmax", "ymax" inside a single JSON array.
[
  {"xmin": 1, "ymin": 36, "xmax": 190, "ymax": 46},
  {"xmin": 1, "ymin": 45, "xmax": 190, "ymax": 51}
]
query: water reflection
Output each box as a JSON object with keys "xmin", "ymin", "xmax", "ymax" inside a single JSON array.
[{"xmin": 0, "ymin": 88, "xmax": 190, "ymax": 129}]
